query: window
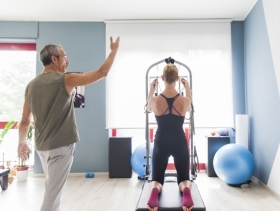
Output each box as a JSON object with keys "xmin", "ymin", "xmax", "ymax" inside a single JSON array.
[
  {"xmin": 105, "ymin": 21, "xmax": 233, "ymax": 165},
  {"xmin": 0, "ymin": 43, "xmax": 36, "ymax": 120},
  {"xmin": 105, "ymin": 21, "xmax": 233, "ymax": 129},
  {"xmin": 0, "ymin": 43, "xmax": 36, "ymax": 167}
]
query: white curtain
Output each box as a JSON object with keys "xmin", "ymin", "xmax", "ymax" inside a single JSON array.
[{"xmin": 106, "ymin": 21, "xmax": 233, "ymax": 129}]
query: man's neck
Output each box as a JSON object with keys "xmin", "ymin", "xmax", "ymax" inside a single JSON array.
[{"xmin": 42, "ymin": 66, "xmax": 60, "ymax": 74}]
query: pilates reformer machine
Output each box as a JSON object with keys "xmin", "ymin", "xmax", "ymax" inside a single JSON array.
[{"xmin": 135, "ymin": 57, "xmax": 206, "ymax": 211}]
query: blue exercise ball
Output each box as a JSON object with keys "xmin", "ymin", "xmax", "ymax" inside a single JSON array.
[
  {"xmin": 131, "ymin": 143, "xmax": 153, "ymax": 178},
  {"xmin": 213, "ymin": 143, "xmax": 254, "ymax": 185}
]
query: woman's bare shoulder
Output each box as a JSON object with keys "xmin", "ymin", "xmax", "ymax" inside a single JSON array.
[{"xmin": 176, "ymin": 95, "xmax": 191, "ymax": 108}]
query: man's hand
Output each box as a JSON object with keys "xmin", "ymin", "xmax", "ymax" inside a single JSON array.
[
  {"xmin": 110, "ymin": 36, "xmax": 120, "ymax": 52},
  {"xmin": 18, "ymin": 142, "xmax": 32, "ymax": 161}
]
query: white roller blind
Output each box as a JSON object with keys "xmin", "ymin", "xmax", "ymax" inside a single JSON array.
[{"xmin": 106, "ymin": 21, "xmax": 233, "ymax": 129}]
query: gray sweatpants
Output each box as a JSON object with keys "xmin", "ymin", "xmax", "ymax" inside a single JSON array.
[{"xmin": 37, "ymin": 143, "xmax": 76, "ymax": 211}]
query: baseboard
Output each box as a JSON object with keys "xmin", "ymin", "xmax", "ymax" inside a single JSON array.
[
  {"xmin": 30, "ymin": 172, "xmax": 109, "ymax": 178},
  {"xmin": 251, "ymin": 176, "xmax": 280, "ymax": 200},
  {"xmin": 68, "ymin": 172, "xmax": 109, "ymax": 177}
]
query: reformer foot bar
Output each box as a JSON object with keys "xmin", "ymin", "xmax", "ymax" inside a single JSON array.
[{"xmin": 135, "ymin": 176, "xmax": 206, "ymax": 211}]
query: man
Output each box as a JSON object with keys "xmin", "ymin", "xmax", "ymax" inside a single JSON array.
[{"xmin": 17, "ymin": 36, "xmax": 120, "ymax": 211}]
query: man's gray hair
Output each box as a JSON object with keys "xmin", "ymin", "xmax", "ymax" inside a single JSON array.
[{"xmin": 39, "ymin": 44, "xmax": 63, "ymax": 66}]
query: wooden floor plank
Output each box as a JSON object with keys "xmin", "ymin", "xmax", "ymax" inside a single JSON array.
[{"xmin": 1, "ymin": 171, "xmax": 280, "ymax": 211}]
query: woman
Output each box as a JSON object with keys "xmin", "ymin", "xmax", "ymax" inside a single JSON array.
[{"xmin": 146, "ymin": 64, "xmax": 193, "ymax": 211}]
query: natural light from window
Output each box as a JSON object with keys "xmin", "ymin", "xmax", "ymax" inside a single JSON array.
[{"xmin": 0, "ymin": 46, "xmax": 36, "ymax": 167}]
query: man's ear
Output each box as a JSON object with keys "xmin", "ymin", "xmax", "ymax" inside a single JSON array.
[
  {"xmin": 51, "ymin": 55, "xmax": 58, "ymax": 64},
  {"xmin": 161, "ymin": 75, "xmax": 164, "ymax": 81}
]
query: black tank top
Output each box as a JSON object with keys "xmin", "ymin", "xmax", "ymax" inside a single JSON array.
[{"xmin": 154, "ymin": 94, "xmax": 185, "ymax": 138}]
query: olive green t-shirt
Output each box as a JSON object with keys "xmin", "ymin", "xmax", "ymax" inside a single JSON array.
[{"xmin": 25, "ymin": 72, "xmax": 80, "ymax": 151}]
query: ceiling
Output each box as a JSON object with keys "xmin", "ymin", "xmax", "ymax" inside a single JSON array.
[{"xmin": 0, "ymin": 0, "xmax": 258, "ymax": 22}]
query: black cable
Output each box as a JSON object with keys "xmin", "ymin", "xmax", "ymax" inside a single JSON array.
[
  {"xmin": 155, "ymin": 76, "xmax": 158, "ymax": 96},
  {"xmin": 193, "ymin": 145, "xmax": 200, "ymax": 173},
  {"xmin": 185, "ymin": 103, "xmax": 194, "ymax": 121},
  {"xmin": 144, "ymin": 104, "xmax": 151, "ymax": 113}
]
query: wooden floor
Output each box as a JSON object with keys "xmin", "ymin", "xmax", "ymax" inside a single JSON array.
[{"xmin": 1, "ymin": 171, "xmax": 280, "ymax": 211}]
